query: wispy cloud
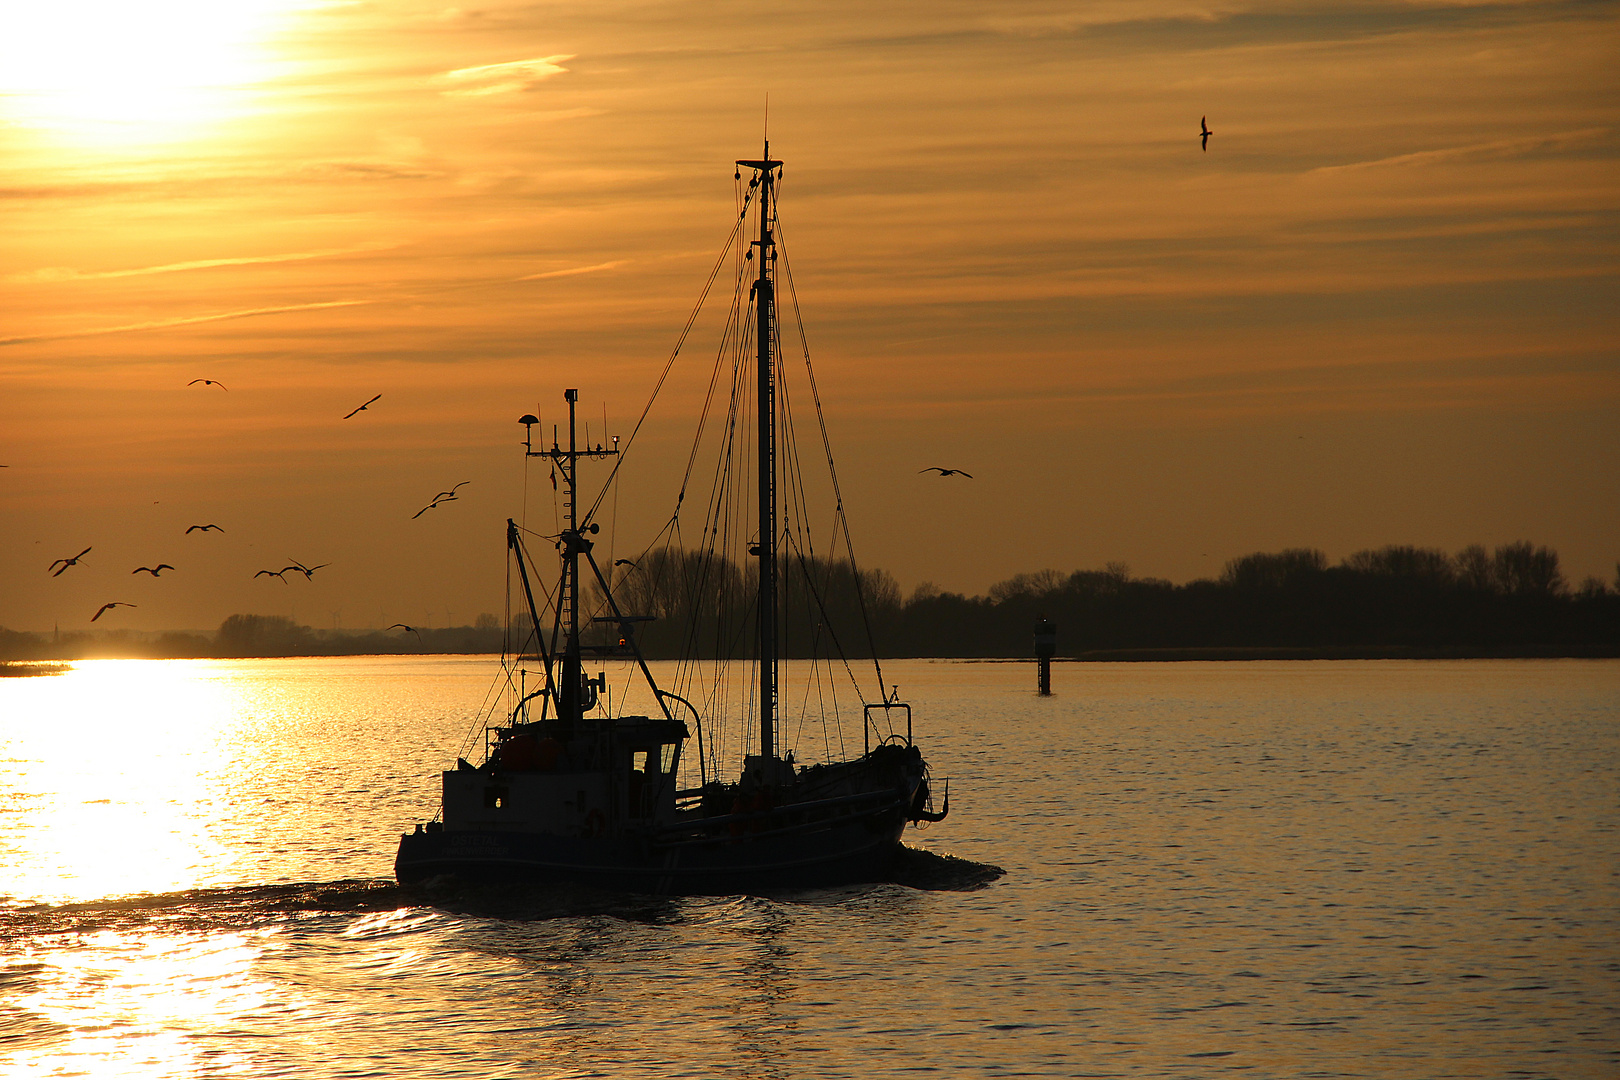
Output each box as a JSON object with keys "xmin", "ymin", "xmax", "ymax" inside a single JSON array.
[
  {"xmin": 0, "ymin": 300, "xmax": 373, "ymax": 347},
  {"xmin": 4, "ymin": 243, "xmax": 398, "ymax": 285},
  {"xmin": 514, "ymin": 260, "xmax": 627, "ymax": 282},
  {"xmin": 0, "ymin": 259, "xmax": 630, "ymax": 345},
  {"xmin": 1311, "ymin": 127, "xmax": 1613, "ymax": 174},
  {"xmin": 442, "ymin": 55, "xmax": 574, "ymax": 97}
]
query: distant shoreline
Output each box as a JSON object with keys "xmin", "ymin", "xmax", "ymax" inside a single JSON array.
[
  {"xmin": 1023, "ymin": 645, "xmax": 1619, "ymax": 662},
  {"xmin": 5, "ymin": 648, "xmax": 1617, "ymax": 674}
]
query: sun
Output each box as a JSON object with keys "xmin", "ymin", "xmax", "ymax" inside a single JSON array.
[{"xmin": 0, "ymin": 1, "xmax": 291, "ymax": 146}]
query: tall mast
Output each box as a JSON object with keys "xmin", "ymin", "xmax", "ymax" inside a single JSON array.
[
  {"xmin": 561, "ymin": 388, "xmax": 581, "ymax": 727},
  {"xmin": 737, "ymin": 141, "xmax": 783, "ymax": 761}
]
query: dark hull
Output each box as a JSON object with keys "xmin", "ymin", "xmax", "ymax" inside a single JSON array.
[{"xmin": 396, "ymin": 799, "xmax": 911, "ymax": 895}]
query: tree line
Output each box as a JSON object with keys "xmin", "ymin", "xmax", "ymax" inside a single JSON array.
[
  {"xmin": 893, "ymin": 542, "xmax": 1619, "ymax": 657},
  {"xmin": 3, "ymin": 541, "xmax": 1616, "ymax": 662},
  {"xmin": 584, "ymin": 540, "xmax": 1618, "ymax": 659}
]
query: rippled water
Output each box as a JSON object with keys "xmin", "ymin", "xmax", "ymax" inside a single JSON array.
[{"xmin": 2, "ymin": 658, "xmax": 1616, "ymax": 1078}]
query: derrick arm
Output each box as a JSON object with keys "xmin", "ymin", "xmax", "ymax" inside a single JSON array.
[
  {"xmin": 508, "ymin": 519, "xmax": 558, "ymax": 718},
  {"xmin": 580, "ymin": 546, "xmax": 677, "ymax": 724}
]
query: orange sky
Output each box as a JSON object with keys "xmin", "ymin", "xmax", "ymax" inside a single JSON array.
[{"xmin": 3, "ymin": 0, "xmax": 1617, "ymax": 633}]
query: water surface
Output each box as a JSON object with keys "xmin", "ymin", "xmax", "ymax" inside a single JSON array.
[{"xmin": 2, "ymin": 658, "xmax": 1615, "ymax": 1077}]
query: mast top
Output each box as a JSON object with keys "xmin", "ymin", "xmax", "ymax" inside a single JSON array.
[{"xmin": 737, "ymin": 139, "xmax": 781, "ymax": 174}]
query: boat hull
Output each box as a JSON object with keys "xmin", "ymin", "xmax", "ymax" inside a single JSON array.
[{"xmin": 395, "ymin": 798, "xmax": 912, "ymax": 895}]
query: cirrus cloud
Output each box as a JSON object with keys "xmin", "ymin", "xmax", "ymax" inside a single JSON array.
[{"xmin": 441, "ymin": 55, "xmax": 574, "ymax": 97}]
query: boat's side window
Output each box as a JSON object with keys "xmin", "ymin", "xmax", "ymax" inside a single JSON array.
[{"xmin": 483, "ymin": 785, "xmax": 508, "ymax": 809}]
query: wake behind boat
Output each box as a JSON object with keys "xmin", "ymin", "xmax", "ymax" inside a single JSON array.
[{"xmin": 395, "ymin": 144, "xmax": 949, "ymax": 894}]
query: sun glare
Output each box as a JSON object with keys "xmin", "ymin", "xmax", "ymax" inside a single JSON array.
[
  {"xmin": 0, "ymin": 660, "xmax": 242, "ymax": 904},
  {"xmin": 0, "ymin": 1, "xmax": 293, "ymax": 146}
]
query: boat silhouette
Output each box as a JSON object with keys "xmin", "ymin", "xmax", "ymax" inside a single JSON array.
[{"xmin": 395, "ymin": 144, "xmax": 948, "ymax": 894}]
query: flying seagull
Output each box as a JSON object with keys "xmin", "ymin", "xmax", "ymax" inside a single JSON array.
[
  {"xmin": 187, "ymin": 379, "xmax": 228, "ymax": 390},
  {"xmin": 411, "ymin": 497, "xmax": 456, "ymax": 519},
  {"xmin": 614, "ymin": 558, "xmax": 639, "ymax": 569},
  {"xmin": 412, "ymin": 481, "xmax": 469, "ymax": 519},
  {"xmin": 343, "ymin": 394, "xmax": 382, "ymax": 419},
  {"xmin": 133, "ymin": 564, "xmax": 175, "ymax": 576},
  {"xmin": 1200, "ymin": 115, "xmax": 1212, "ymax": 151},
  {"xmin": 185, "ymin": 524, "xmax": 223, "ymax": 533},
  {"xmin": 255, "ymin": 569, "xmax": 289, "ymax": 582},
  {"xmin": 49, "ymin": 547, "xmax": 92, "ymax": 576},
  {"xmin": 388, "ymin": 623, "xmax": 423, "ymax": 643},
  {"xmin": 284, "ymin": 560, "xmax": 329, "ymax": 580},
  {"xmin": 919, "ymin": 467, "xmax": 973, "ymax": 478},
  {"xmin": 92, "ymin": 602, "xmax": 136, "ymax": 622}
]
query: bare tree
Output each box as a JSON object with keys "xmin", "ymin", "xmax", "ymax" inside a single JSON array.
[
  {"xmin": 989, "ymin": 569, "xmax": 1067, "ymax": 603},
  {"xmin": 1491, "ymin": 541, "xmax": 1564, "ymax": 596},
  {"xmin": 1455, "ymin": 544, "xmax": 1493, "ymax": 591},
  {"xmin": 1344, "ymin": 545, "xmax": 1455, "ymax": 584},
  {"xmin": 1222, "ymin": 548, "xmax": 1327, "ymax": 589}
]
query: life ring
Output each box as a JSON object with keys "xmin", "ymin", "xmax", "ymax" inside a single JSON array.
[{"xmin": 583, "ymin": 808, "xmax": 607, "ymax": 838}]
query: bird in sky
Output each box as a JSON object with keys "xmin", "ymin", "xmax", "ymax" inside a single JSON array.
[
  {"xmin": 614, "ymin": 558, "xmax": 639, "ymax": 569},
  {"xmin": 185, "ymin": 524, "xmax": 224, "ymax": 533},
  {"xmin": 343, "ymin": 394, "xmax": 382, "ymax": 419},
  {"xmin": 133, "ymin": 564, "xmax": 175, "ymax": 576},
  {"xmin": 388, "ymin": 623, "xmax": 423, "ymax": 642},
  {"xmin": 411, "ymin": 497, "xmax": 456, "ymax": 519},
  {"xmin": 919, "ymin": 467, "xmax": 973, "ymax": 478},
  {"xmin": 255, "ymin": 569, "xmax": 289, "ymax": 582},
  {"xmin": 49, "ymin": 547, "xmax": 91, "ymax": 576},
  {"xmin": 284, "ymin": 561, "xmax": 329, "ymax": 580},
  {"xmin": 412, "ymin": 482, "xmax": 469, "ymax": 519},
  {"xmin": 91, "ymin": 602, "xmax": 136, "ymax": 622},
  {"xmin": 187, "ymin": 379, "xmax": 228, "ymax": 390},
  {"xmin": 1200, "ymin": 115, "xmax": 1212, "ymax": 151}
]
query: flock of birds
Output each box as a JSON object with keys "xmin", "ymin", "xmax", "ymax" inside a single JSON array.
[
  {"xmin": 44, "ymin": 384, "xmax": 472, "ymax": 625},
  {"xmin": 253, "ymin": 559, "xmax": 330, "ymax": 584},
  {"xmin": 48, "ymin": 375, "xmax": 986, "ymax": 626},
  {"xmin": 31, "ymin": 121, "xmax": 1229, "ymax": 630}
]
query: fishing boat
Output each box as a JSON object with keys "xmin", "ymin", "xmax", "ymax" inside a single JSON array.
[{"xmin": 395, "ymin": 144, "xmax": 948, "ymax": 894}]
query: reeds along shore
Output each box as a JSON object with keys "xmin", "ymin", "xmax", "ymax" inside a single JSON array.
[{"xmin": 4, "ymin": 543, "xmax": 1618, "ymax": 662}]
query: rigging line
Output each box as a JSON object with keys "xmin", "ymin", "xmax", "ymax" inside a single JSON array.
[
  {"xmin": 778, "ymin": 233, "xmax": 887, "ymax": 699},
  {"xmin": 677, "ymin": 289, "xmax": 747, "ymax": 682},
  {"xmin": 699, "ymin": 329, "xmax": 746, "ymax": 576},
  {"xmin": 782, "ymin": 523, "xmax": 870, "ymax": 707},
  {"xmin": 455, "ymin": 555, "xmax": 523, "ymax": 766},
  {"xmin": 580, "ymin": 186, "xmax": 757, "ymax": 527},
  {"xmin": 776, "ymin": 328, "xmax": 818, "ymax": 570},
  {"xmin": 457, "ymin": 660, "xmax": 511, "ymax": 765},
  {"xmin": 676, "ymin": 256, "xmax": 752, "ymax": 516}
]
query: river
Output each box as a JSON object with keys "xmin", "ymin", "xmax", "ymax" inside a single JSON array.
[{"xmin": 2, "ymin": 657, "xmax": 1615, "ymax": 1078}]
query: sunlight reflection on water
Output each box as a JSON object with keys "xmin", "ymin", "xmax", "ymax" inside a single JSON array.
[{"xmin": 1, "ymin": 660, "xmax": 246, "ymax": 904}]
